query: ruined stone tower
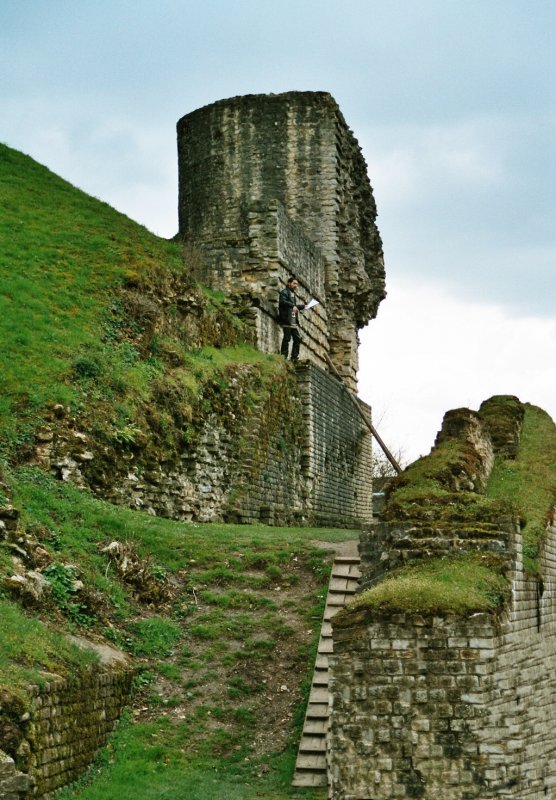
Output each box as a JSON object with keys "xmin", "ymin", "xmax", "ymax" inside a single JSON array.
[
  {"xmin": 177, "ymin": 91, "xmax": 385, "ymax": 392},
  {"xmin": 176, "ymin": 92, "xmax": 384, "ymax": 526}
]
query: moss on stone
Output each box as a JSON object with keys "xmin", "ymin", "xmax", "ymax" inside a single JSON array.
[
  {"xmin": 487, "ymin": 403, "xmax": 556, "ymax": 573},
  {"xmin": 362, "ymin": 398, "xmax": 556, "ymax": 614},
  {"xmin": 479, "ymin": 394, "xmax": 524, "ymax": 459},
  {"xmin": 382, "ymin": 435, "xmax": 497, "ymax": 525},
  {"xmin": 340, "ymin": 554, "xmax": 510, "ymax": 618}
]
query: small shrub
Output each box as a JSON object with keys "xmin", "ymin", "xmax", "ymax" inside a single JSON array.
[{"xmin": 42, "ymin": 563, "xmax": 93, "ymax": 626}]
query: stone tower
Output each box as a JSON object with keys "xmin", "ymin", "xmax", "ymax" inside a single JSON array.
[{"xmin": 177, "ymin": 91, "xmax": 385, "ymax": 392}]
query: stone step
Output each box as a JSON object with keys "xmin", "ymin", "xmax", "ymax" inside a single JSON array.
[
  {"xmin": 315, "ymin": 654, "xmax": 329, "ymax": 669},
  {"xmin": 329, "ymin": 583, "xmax": 359, "ymax": 597},
  {"xmin": 327, "ymin": 593, "xmax": 350, "ymax": 606},
  {"xmin": 294, "ymin": 753, "xmax": 327, "ymax": 770},
  {"xmin": 308, "ymin": 687, "xmax": 329, "ymax": 705},
  {"xmin": 299, "ymin": 734, "xmax": 327, "ymax": 753},
  {"xmin": 292, "ymin": 771, "xmax": 328, "ymax": 788},
  {"xmin": 312, "ymin": 670, "xmax": 328, "ymax": 687},
  {"xmin": 305, "ymin": 702, "xmax": 329, "ymax": 718},
  {"xmin": 329, "ymin": 577, "xmax": 350, "ymax": 592},
  {"xmin": 334, "ymin": 555, "xmax": 361, "ymax": 563},
  {"xmin": 332, "ymin": 562, "xmax": 361, "ymax": 578},
  {"xmin": 292, "ymin": 543, "xmax": 361, "ymax": 789},
  {"xmin": 304, "ymin": 718, "xmax": 328, "ymax": 735}
]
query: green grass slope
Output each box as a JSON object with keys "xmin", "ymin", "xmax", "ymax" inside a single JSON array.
[
  {"xmin": 0, "ymin": 144, "xmax": 346, "ymax": 798},
  {"xmin": 0, "ymin": 143, "xmax": 182, "ymax": 455},
  {"xmin": 2, "ymin": 466, "xmax": 354, "ymax": 799},
  {"xmin": 1, "ymin": 142, "xmax": 303, "ymax": 526},
  {"xmin": 0, "ymin": 143, "xmax": 270, "ymax": 468}
]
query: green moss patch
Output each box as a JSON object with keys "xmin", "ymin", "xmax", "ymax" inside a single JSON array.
[
  {"xmin": 382, "ymin": 434, "xmax": 498, "ymax": 525},
  {"xmin": 487, "ymin": 403, "xmax": 556, "ymax": 572},
  {"xmin": 479, "ymin": 395, "xmax": 524, "ymax": 459},
  {"xmin": 363, "ymin": 399, "xmax": 556, "ymax": 616},
  {"xmin": 343, "ymin": 555, "xmax": 510, "ymax": 617}
]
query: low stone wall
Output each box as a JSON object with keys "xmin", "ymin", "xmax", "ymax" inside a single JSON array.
[
  {"xmin": 330, "ymin": 608, "xmax": 502, "ymax": 799},
  {"xmin": 13, "ymin": 665, "xmax": 132, "ymax": 798},
  {"xmin": 329, "ymin": 516, "xmax": 556, "ymax": 799}
]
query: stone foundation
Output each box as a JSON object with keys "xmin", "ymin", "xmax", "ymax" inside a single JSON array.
[
  {"xmin": 42, "ymin": 362, "xmax": 374, "ymax": 529},
  {"xmin": 328, "ymin": 400, "xmax": 556, "ymax": 798},
  {"xmin": 297, "ymin": 362, "xmax": 373, "ymax": 527}
]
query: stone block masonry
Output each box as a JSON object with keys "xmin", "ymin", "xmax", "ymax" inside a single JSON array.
[
  {"xmin": 176, "ymin": 91, "xmax": 383, "ymax": 527},
  {"xmin": 4, "ymin": 665, "xmax": 133, "ymax": 799},
  {"xmin": 329, "ymin": 518, "xmax": 556, "ymax": 799},
  {"xmin": 48, "ymin": 361, "xmax": 374, "ymax": 529},
  {"xmin": 296, "ymin": 362, "xmax": 373, "ymax": 528},
  {"xmin": 0, "ymin": 750, "xmax": 30, "ymax": 799},
  {"xmin": 32, "ymin": 92, "xmax": 381, "ymax": 530}
]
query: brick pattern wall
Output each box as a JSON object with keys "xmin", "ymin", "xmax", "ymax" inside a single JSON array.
[
  {"xmin": 247, "ymin": 200, "xmax": 330, "ymax": 370},
  {"xmin": 215, "ymin": 362, "xmax": 374, "ymax": 528},
  {"xmin": 329, "ymin": 515, "xmax": 556, "ymax": 799},
  {"xmin": 296, "ymin": 362, "xmax": 373, "ymax": 527},
  {"xmin": 358, "ymin": 519, "xmax": 516, "ymax": 590},
  {"xmin": 14, "ymin": 666, "xmax": 132, "ymax": 798}
]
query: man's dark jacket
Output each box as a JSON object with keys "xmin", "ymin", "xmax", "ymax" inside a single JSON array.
[{"xmin": 278, "ymin": 286, "xmax": 305, "ymax": 326}]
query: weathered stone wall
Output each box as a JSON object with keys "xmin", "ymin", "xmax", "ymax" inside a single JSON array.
[
  {"xmin": 328, "ymin": 399, "xmax": 556, "ymax": 798},
  {"xmin": 0, "ymin": 750, "xmax": 30, "ymax": 799},
  {"xmin": 297, "ymin": 362, "xmax": 373, "ymax": 528},
  {"xmin": 177, "ymin": 91, "xmax": 385, "ymax": 391},
  {"xmin": 358, "ymin": 518, "xmax": 515, "ymax": 592},
  {"xmin": 40, "ymin": 363, "xmax": 372, "ymax": 529},
  {"xmin": 329, "ymin": 517, "xmax": 556, "ymax": 799},
  {"xmin": 223, "ymin": 363, "xmax": 373, "ymax": 527},
  {"xmin": 3, "ymin": 665, "xmax": 132, "ymax": 799},
  {"xmin": 245, "ymin": 200, "xmax": 330, "ymax": 371}
]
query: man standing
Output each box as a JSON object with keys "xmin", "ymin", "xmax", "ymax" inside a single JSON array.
[{"xmin": 278, "ymin": 276, "xmax": 306, "ymax": 361}]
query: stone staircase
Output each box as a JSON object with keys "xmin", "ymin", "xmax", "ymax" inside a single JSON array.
[{"xmin": 292, "ymin": 544, "xmax": 361, "ymax": 788}]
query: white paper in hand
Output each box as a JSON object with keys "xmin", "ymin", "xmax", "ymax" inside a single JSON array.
[{"xmin": 305, "ymin": 298, "xmax": 319, "ymax": 310}]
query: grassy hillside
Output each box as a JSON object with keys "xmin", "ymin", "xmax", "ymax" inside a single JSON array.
[
  {"xmin": 0, "ymin": 144, "xmax": 173, "ymax": 455},
  {"xmin": 0, "ymin": 144, "xmax": 350, "ymax": 798},
  {"xmin": 0, "ymin": 143, "xmax": 268, "ymax": 467}
]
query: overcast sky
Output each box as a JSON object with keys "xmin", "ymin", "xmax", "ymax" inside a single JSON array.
[{"xmin": 2, "ymin": 0, "xmax": 555, "ymax": 462}]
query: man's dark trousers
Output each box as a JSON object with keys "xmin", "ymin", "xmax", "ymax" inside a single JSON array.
[{"xmin": 281, "ymin": 326, "xmax": 300, "ymax": 360}]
